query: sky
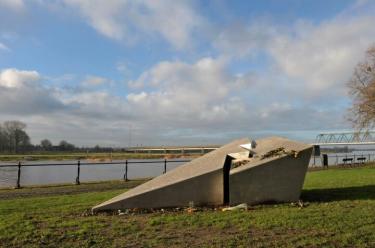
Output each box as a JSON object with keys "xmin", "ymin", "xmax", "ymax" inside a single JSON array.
[{"xmin": 0, "ymin": 0, "xmax": 374, "ymax": 147}]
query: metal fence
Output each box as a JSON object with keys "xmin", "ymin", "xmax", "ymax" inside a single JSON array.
[
  {"xmin": 310, "ymin": 153, "xmax": 374, "ymax": 167},
  {"xmin": 1, "ymin": 153, "xmax": 374, "ymax": 188},
  {"xmin": 0, "ymin": 159, "xmax": 191, "ymax": 188}
]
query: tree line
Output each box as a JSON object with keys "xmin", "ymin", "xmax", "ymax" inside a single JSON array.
[
  {"xmin": 0, "ymin": 121, "xmax": 31, "ymax": 153},
  {"xmin": 0, "ymin": 121, "xmax": 115, "ymax": 154}
]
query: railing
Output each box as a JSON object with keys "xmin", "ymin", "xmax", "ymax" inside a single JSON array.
[
  {"xmin": 310, "ymin": 153, "xmax": 374, "ymax": 167},
  {"xmin": 1, "ymin": 153, "xmax": 374, "ymax": 188},
  {"xmin": 0, "ymin": 159, "xmax": 191, "ymax": 188}
]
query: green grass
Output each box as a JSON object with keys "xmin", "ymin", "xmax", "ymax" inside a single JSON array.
[{"xmin": 0, "ymin": 166, "xmax": 374, "ymax": 247}]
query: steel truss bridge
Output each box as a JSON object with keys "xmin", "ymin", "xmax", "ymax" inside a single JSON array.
[{"xmin": 314, "ymin": 131, "xmax": 375, "ymax": 145}]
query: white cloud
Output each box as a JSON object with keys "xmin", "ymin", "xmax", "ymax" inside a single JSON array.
[
  {"xmin": 0, "ymin": 0, "xmax": 25, "ymax": 12},
  {"xmin": 0, "ymin": 65, "xmax": 349, "ymax": 146},
  {"xmin": 124, "ymin": 57, "xmax": 310, "ymax": 137},
  {"xmin": 126, "ymin": 57, "xmax": 244, "ymax": 122},
  {"xmin": 60, "ymin": 0, "xmax": 203, "ymax": 49},
  {"xmin": 0, "ymin": 68, "xmax": 65, "ymax": 115},
  {"xmin": 4, "ymin": 2, "xmax": 372, "ymax": 145},
  {"xmin": 127, "ymin": 92, "xmax": 147, "ymax": 103},
  {"xmin": 214, "ymin": 11, "xmax": 375, "ymax": 101},
  {"xmin": 0, "ymin": 42, "xmax": 10, "ymax": 52},
  {"xmin": 269, "ymin": 16, "xmax": 375, "ymax": 96},
  {"xmin": 0, "ymin": 68, "xmax": 40, "ymax": 88}
]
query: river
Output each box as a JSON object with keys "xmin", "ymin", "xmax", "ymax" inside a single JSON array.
[{"xmin": 0, "ymin": 159, "xmax": 187, "ymax": 188}]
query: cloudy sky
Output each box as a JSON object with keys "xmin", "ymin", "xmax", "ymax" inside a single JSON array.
[{"xmin": 0, "ymin": 0, "xmax": 374, "ymax": 147}]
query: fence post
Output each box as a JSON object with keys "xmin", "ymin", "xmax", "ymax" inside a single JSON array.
[
  {"xmin": 362, "ymin": 153, "xmax": 364, "ymax": 165},
  {"xmin": 322, "ymin": 154, "xmax": 328, "ymax": 168},
  {"xmin": 16, "ymin": 161, "xmax": 21, "ymax": 189},
  {"xmin": 369, "ymin": 154, "xmax": 371, "ymax": 162},
  {"xmin": 163, "ymin": 159, "xmax": 167, "ymax": 174},
  {"xmin": 75, "ymin": 160, "xmax": 80, "ymax": 185},
  {"xmin": 124, "ymin": 160, "xmax": 128, "ymax": 181},
  {"xmin": 345, "ymin": 154, "xmax": 347, "ymax": 165}
]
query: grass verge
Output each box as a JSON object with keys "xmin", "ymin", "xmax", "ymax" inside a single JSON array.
[
  {"xmin": 0, "ymin": 166, "xmax": 374, "ymax": 247},
  {"xmin": 0, "ymin": 152, "xmax": 198, "ymax": 162}
]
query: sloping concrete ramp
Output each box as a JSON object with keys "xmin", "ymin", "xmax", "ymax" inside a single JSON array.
[
  {"xmin": 93, "ymin": 136, "xmax": 312, "ymax": 211},
  {"xmin": 93, "ymin": 138, "xmax": 249, "ymax": 211}
]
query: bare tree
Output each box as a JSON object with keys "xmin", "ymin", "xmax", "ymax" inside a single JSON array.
[
  {"xmin": 348, "ymin": 45, "xmax": 375, "ymax": 130},
  {"xmin": 58, "ymin": 140, "xmax": 75, "ymax": 151},
  {"xmin": 41, "ymin": 139, "xmax": 53, "ymax": 151},
  {"xmin": 0, "ymin": 125, "xmax": 7, "ymax": 152},
  {"xmin": 2, "ymin": 121, "xmax": 30, "ymax": 153}
]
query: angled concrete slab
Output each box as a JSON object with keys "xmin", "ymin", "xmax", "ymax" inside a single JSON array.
[
  {"xmin": 93, "ymin": 136, "xmax": 312, "ymax": 211},
  {"xmin": 229, "ymin": 136, "xmax": 312, "ymax": 205},
  {"xmin": 92, "ymin": 138, "xmax": 249, "ymax": 211}
]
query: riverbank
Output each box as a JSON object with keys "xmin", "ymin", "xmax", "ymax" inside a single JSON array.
[
  {"xmin": 0, "ymin": 152, "xmax": 200, "ymax": 162},
  {"xmin": 0, "ymin": 166, "xmax": 374, "ymax": 247}
]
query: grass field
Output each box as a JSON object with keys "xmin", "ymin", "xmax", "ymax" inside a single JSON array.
[{"xmin": 0, "ymin": 166, "xmax": 374, "ymax": 247}]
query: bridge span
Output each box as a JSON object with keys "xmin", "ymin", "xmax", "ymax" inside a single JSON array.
[
  {"xmin": 314, "ymin": 131, "xmax": 375, "ymax": 146},
  {"xmin": 125, "ymin": 131, "xmax": 375, "ymax": 155}
]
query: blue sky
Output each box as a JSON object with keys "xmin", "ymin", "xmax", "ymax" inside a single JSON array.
[{"xmin": 0, "ymin": 0, "xmax": 374, "ymax": 146}]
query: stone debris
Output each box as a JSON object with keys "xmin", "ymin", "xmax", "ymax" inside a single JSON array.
[
  {"xmin": 260, "ymin": 147, "xmax": 299, "ymax": 160},
  {"xmin": 110, "ymin": 205, "xmax": 247, "ymax": 215},
  {"xmin": 186, "ymin": 201, "xmax": 197, "ymax": 213},
  {"xmin": 118, "ymin": 209, "xmax": 129, "ymax": 215},
  {"xmin": 109, "ymin": 207, "xmax": 215, "ymax": 215},
  {"xmin": 231, "ymin": 159, "xmax": 251, "ymax": 169},
  {"xmin": 222, "ymin": 203, "xmax": 248, "ymax": 211},
  {"xmin": 290, "ymin": 200, "xmax": 308, "ymax": 209},
  {"xmin": 186, "ymin": 207, "xmax": 197, "ymax": 213}
]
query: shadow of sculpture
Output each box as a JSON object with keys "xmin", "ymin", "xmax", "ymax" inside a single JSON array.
[{"xmin": 301, "ymin": 185, "xmax": 375, "ymax": 202}]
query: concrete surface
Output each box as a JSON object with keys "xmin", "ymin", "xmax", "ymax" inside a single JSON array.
[
  {"xmin": 229, "ymin": 137, "xmax": 312, "ymax": 205},
  {"xmin": 92, "ymin": 136, "xmax": 312, "ymax": 211},
  {"xmin": 92, "ymin": 138, "xmax": 249, "ymax": 211}
]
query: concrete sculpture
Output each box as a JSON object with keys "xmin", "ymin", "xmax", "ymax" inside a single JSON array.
[{"xmin": 93, "ymin": 136, "xmax": 312, "ymax": 211}]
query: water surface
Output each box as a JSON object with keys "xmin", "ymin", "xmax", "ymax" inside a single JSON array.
[{"xmin": 0, "ymin": 159, "xmax": 186, "ymax": 188}]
